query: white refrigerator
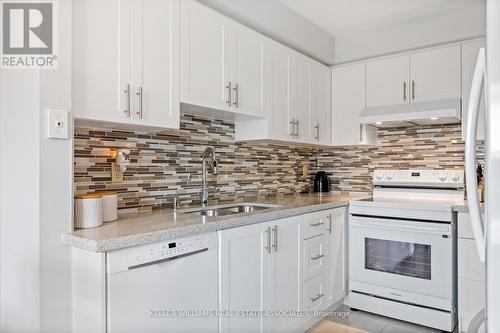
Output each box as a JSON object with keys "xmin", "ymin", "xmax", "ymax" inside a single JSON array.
[{"xmin": 465, "ymin": 0, "xmax": 500, "ymax": 332}]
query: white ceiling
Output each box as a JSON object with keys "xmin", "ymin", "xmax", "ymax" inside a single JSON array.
[{"xmin": 279, "ymin": 0, "xmax": 483, "ymax": 35}]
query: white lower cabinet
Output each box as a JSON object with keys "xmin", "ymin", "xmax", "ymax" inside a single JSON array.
[
  {"xmin": 458, "ymin": 212, "xmax": 486, "ymax": 333},
  {"xmin": 219, "ymin": 208, "xmax": 347, "ymax": 333},
  {"xmin": 218, "ymin": 222, "xmax": 271, "ymax": 333},
  {"xmin": 326, "ymin": 208, "xmax": 347, "ymax": 305}
]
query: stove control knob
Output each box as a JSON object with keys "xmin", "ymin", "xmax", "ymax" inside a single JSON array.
[
  {"xmin": 451, "ymin": 172, "xmax": 460, "ymax": 182},
  {"xmin": 385, "ymin": 171, "xmax": 394, "ymax": 180},
  {"xmin": 437, "ymin": 172, "xmax": 448, "ymax": 181},
  {"xmin": 376, "ymin": 172, "xmax": 384, "ymax": 180}
]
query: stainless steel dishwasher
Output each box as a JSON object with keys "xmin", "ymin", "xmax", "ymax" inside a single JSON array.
[{"xmin": 106, "ymin": 232, "xmax": 218, "ymax": 333}]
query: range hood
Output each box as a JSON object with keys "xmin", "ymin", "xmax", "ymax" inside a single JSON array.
[{"xmin": 359, "ymin": 98, "xmax": 462, "ymax": 128}]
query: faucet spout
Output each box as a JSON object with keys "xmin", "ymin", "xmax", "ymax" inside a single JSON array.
[{"xmin": 201, "ymin": 147, "xmax": 219, "ymax": 207}]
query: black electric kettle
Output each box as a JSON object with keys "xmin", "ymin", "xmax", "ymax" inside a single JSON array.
[{"xmin": 313, "ymin": 171, "xmax": 330, "ymax": 193}]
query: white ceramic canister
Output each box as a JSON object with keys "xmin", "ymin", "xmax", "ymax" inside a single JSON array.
[
  {"xmin": 74, "ymin": 193, "xmax": 103, "ymax": 229},
  {"xmin": 100, "ymin": 191, "xmax": 118, "ymax": 222}
]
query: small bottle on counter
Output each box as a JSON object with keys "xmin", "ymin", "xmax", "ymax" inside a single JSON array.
[{"xmin": 477, "ymin": 164, "xmax": 485, "ymax": 202}]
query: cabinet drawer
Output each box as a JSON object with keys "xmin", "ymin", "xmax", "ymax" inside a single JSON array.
[
  {"xmin": 303, "ymin": 274, "xmax": 327, "ymax": 312},
  {"xmin": 458, "ymin": 278, "xmax": 486, "ymax": 333},
  {"xmin": 303, "ymin": 234, "xmax": 327, "ymax": 281},
  {"xmin": 303, "ymin": 211, "xmax": 330, "ymax": 240},
  {"xmin": 458, "ymin": 238, "xmax": 485, "ymax": 281}
]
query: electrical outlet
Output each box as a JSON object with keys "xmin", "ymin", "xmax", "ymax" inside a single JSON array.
[
  {"xmin": 47, "ymin": 108, "xmax": 69, "ymax": 139},
  {"xmin": 111, "ymin": 162, "xmax": 124, "ymax": 182},
  {"xmin": 303, "ymin": 164, "xmax": 309, "ymax": 177}
]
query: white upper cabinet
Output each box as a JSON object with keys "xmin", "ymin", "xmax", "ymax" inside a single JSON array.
[
  {"xmin": 180, "ymin": 0, "xmax": 229, "ymax": 112},
  {"xmin": 310, "ymin": 61, "xmax": 332, "ymax": 145},
  {"xmin": 131, "ymin": 0, "xmax": 180, "ymax": 128},
  {"xmin": 332, "ymin": 63, "xmax": 377, "ymax": 146},
  {"xmin": 461, "ymin": 40, "xmax": 486, "ymax": 141},
  {"xmin": 180, "ymin": 0, "xmax": 269, "ymax": 118},
  {"xmin": 72, "ymin": 0, "xmax": 131, "ymax": 124},
  {"xmin": 73, "ymin": 0, "xmax": 180, "ymax": 129},
  {"xmin": 290, "ymin": 53, "xmax": 311, "ymax": 141},
  {"xmin": 410, "ymin": 45, "xmax": 461, "ymax": 103},
  {"xmin": 366, "ymin": 45, "xmax": 461, "ymax": 110},
  {"xmin": 269, "ymin": 42, "xmax": 293, "ymax": 141},
  {"xmin": 229, "ymin": 24, "xmax": 270, "ymax": 117},
  {"xmin": 366, "ymin": 55, "xmax": 410, "ymax": 108}
]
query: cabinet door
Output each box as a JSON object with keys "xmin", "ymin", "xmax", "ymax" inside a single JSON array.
[
  {"xmin": 310, "ymin": 62, "xmax": 332, "ymax": 145},
  {"xmin": 410, "ymin": 45, "xmax": 461, "ymax": 103},
  {"xmin": 366, "ymin": 55, "xmax": 409, "ymax": 108},
  {"xmin": 291, "ymin": 53, "xmax": 311, "ymax": 140},
  {"xmin": 131, "ymin": 0, "xmax": 179, "ymax": 129},
  {"xmin": 180, "ymin": 0, "xmax": 229, "ymax": 111},
  {"xmin": 326, "ymin": 208, "xmax": 347, "ymax": 307},
  {"xmin": 229, "ymin": 23, "xmax": 270, "ymax": 118},
  {"xmin": 332, "ymin": 63, "xmax": 377, "ymax": 146},
  {"xmin": 270, "ymin": 217, "xmax": 302, "ymax": 333},
  {"xmin": 269, "ymin": 43, "xmax": 293, "ymax": 141},
  {"xmin": 461, "ymin": 40, "xmax": 486, "ymax": 141},
  {"xmin": 72, "ymin": 0, "xmax": 131, "ymax": 124},
  {"xmin": 219, "ymin": 224, "xmax": 270, "ymax": 333}
]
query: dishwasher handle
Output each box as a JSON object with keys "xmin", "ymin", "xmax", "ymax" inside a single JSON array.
[{"xmin": 128, "ymin": 248, "xmax": 208, "ymax": 270}]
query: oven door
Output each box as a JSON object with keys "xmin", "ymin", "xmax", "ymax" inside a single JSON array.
[{"xmin": 349, "ymin": 215, "xmax": 454, "ymax": 310}]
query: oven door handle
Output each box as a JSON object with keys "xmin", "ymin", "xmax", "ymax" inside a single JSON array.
[{"xmin": 350, "ymin": 219, "xmax": 451, "ymax": 236}]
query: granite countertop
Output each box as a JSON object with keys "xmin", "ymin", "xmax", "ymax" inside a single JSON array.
[{"xmin": 62, "ymin": 193, "xmax": 368, "ymax": 253}]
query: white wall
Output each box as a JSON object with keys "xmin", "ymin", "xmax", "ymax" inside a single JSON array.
[
  {"xmin": 200, "ymin": 0, "xmax": 335, "ymax": 65},
  {"xmin": 39, "ymin": 0, "xmax": 73, "ymax": 331},
  {"xmin": 334, "ymin": 1, "xmax": 485, "ymax": 64},
  {"xmin": 0, "ymin": 70, "xmax": 42, "ymax": 333},
  {"xmin": 0, "ymin": 0, "xmax": 73, "ymax": 332}
]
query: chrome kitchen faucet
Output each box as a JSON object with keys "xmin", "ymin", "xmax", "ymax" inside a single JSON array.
[{"xmin": 201, "ymin": 147, "xmax": 219, "ymax": 207}]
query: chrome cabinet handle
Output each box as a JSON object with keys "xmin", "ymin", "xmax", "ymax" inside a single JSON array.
[
  {"xmin": 123, "ymin": 84, "xmax": 131, "ymax": 117},
  {"xmin": 295, "ymin": 119, "xmax": 299, "ymax": 138},
  {"xmin": 290, "ymin": 119, "xmax": 296, "ymax": 137},
  {"xmin": 272, "ymin": 225, "xmax": 278, "ymax": 252},
  {"xmin": 265, "ymin": 226, "xmax": 272, "ymax": 254},
  {"xmin": 411, "ymin": 80, "xmax": 415, "ymax": 100},
  {"xmin": 310, "ymin": 221, "xmax": 324, "ymax": 227},
  {"xmin": 314, "ymin": 124, "xmax": 320, "ymax": 141},
  {"xmin": 403, "ymin": 81, "xmax": 407, "ymax": 101},
  {"xmin": 136, "ymin": 86, "xmax": 143, "ymax": 119},
  {"xmin": 359, "ymin": 124, "xmax": 363, "ymax": 143},
  {"xmin": 225, "ymin": 82, "xmax": 232, "ymax": 106},
  {"xmin": 310, "ymin": 293, "xmax": 324, "ymax": 302},
  {"xmin": 232, "ymin": 83, "xmax": 239, "ymax": 108},
  {"xmin": 311, "ymin": 254, "xmax": 325, "ymax": 261},
  {"xmin": 327, "ymin": 214, "xmax": 333, "ymax": 234}
]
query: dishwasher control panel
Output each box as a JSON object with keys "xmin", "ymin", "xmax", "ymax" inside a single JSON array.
[
  {"xmin": 128, "ymin": 236, "xmax": 209, "ymax": 268},
  {"xmin": 106, "ymin": 233, "xmax": 215, "ymax": 274}
]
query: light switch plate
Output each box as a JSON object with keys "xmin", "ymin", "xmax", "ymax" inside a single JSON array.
[{"xmin": 47, "ymin": 108, "xmax": 69, "ymax": 139}]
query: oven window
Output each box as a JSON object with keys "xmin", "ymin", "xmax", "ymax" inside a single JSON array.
[{"xmin": 365, "ymin": 238, "xmax": 431, "ymax": 280}]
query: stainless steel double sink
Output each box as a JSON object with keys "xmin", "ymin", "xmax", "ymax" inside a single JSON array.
[{"xmin": 181, "ymin": 203, "xmax": 280, "ymax": 217}]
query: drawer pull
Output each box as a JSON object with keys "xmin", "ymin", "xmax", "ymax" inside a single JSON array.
[
  {"xmin": 311, "ymin": 254, "xmax": 325, "ymax": 261},
  {"xmin": 310, "ymin": 293, "xmax": 324, "ymax": 302},
  {"xmin": 310, "ymin": 222, "xmax": 324, "ymax": 227}
]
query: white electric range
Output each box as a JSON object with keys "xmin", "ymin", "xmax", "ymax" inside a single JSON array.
[{"xmin": 348, "ymin": 169, "xmax": 465, "ymax": 332}]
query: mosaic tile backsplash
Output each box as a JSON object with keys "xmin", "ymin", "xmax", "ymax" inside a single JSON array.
[{"xmin": 74, "ymin": 115, "xmax": 480, "ymax": 213}]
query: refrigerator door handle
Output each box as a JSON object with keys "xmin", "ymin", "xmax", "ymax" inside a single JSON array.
[
  {"xmin": 467, "ymin": 309, "xmax": 486, "ymax": 333},
  {"xmin": 465, "ymin": 47, "xmax": 486, "ymax": 262}
]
